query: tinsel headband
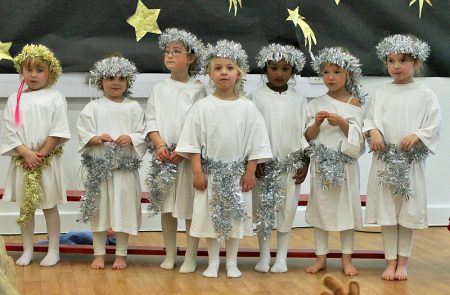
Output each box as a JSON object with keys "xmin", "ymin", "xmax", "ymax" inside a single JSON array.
[
  {"xmin": 255, "ymin": 43, "xmax": 306, "ymax": 74},
  {"xmin": 201, "ymin": 39, "xmax": 250, "ymax": 75},
  {"xmin": 311, "ymin": 47, "xmax": 366, "ymax": 104},
  {"xmin": 13, "ymin": 44, "xmax": 62, "ymax": 87},
  {"xmin": 158, "ymin": 28, "xmax": 204, "ymax": 76},
  {"xmin": 90, "ymin": 56, "xmax": 138, "ymax": 97},
  {"xmin": 376, "ymin": 34, "xmax": 430, "ymax": 62}
]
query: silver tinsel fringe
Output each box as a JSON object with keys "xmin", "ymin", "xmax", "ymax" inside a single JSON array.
[
  {"xmin": 255, "ymin": 149, "xmax": 305, "ymax": 240},
  {"xmin": 202, "ymin": 157, "xmax": 248, "ymax": 241},
  {"xmin": 376, "ymin": 143, "xmax": 429, "ymax": 200},
  {"xmin": 201, "ymin": 39, "xmax": 249, "ymax": 75},
  {"xmin": 255, "ymin": 43, "xmax": 306, "ymax": 74},
  {"xmin": 78, "ymin": 144, "xmax": 141, "ymax": 223},
  {"xmin": 307, "ymin": 142, "xmax": 353, "ymax": 190},
  {"xmin": 376, "ymin": 34, "xmax": 430, "ymax": 62},
  {"xmin": 145, "ymin": 144, "xmax": 178, "ymax": 216}
]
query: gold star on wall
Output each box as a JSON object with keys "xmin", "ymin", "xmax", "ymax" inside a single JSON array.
[
  {"xmin": 0, "ymin": 41, "xmax": 13, "ymax": 62},
  {"xmin": 409, "ymin": 0, "xmax": 432, "ymax": 18},
  {"xmin": 286, "ymin": 7, "xmax": 317, "ymax": 52},
  {"xmin": 127, "ymin": 0, "xmax": 161, "ymax": 41},
  {"xmin": 229, "ymin": 0, "xmax": 242, "ymax": 16}
]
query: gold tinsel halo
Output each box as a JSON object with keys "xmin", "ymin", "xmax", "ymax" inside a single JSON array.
[{"xmin": 13, "ymin": 44, "xmax": 62, "ymax": 87}]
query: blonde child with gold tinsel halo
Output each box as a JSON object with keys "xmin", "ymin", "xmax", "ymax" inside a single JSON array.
[
  {"xmin": 363, "ymin": 34, "xmax": 441, "ymax": 281},
  {"xmin": 249, "ymin": 43, "xmax": 309, "ymax": 273},
  {"xmin": 176, "ymin": 40, "xmax": 272, "ymax": 278},
  {"xmin": 0, "ymin": 44, "xmax": 70, "ymax": 267},
  {"xmin": 304, "ymin": 47, "xmax": 365, "ymax": 276},
  {"xmin": 76, "ymin": 55, "xmax": 147, "ymax": 270},
  {"xmin": 144, "ymin": 28, "xmax": 207, "ymax": 273}
]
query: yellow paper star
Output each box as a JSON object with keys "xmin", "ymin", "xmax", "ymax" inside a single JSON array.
[
  {"xmin": 229, "ymin": 0, "xmax": 242, "ymax": 16},
  {"xmin": 335, "ymin": 0, "xmax": 341, "ymax": 5},
  {"xmin": 286, "ymin": 7, "xmax": 317, "ymax": 52},
  {"xmin": 127, "ymin": 0, "xmax": 161, "ymax": 41},
  {"xmin": 409, "ymin": 0, "xmax": 432, "ymax": 18},
  {"xmin": 0, "ymin": 41, "xmax": 13, "ymax": 62}
]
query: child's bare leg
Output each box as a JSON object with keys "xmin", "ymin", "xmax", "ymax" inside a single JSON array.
[
  {"xmin": 341, "ymin": 229, "xmax": 358, "ymax": 276},
  {"xmin": 113, "ymin": 232, "xmax": 128, "ymax": 270},
  {"xmin": 226, "ymin": 238, "xmax": 241, "ymax": 278},
  {"xmin": 203, "ymin": 238, "xmax": 220, "ymax": 278},
  {"xmin": 91, "ymin": 231, "xmax": 106, "ymax": 270},
  {"xmin": 180, "ymin": 219, "xmax": 199, "ymax": 273},
  {"xmin": 381, "ymin": 225, "xmax": 397, "ymax": 280},
  {"xmin": 40, "ymin": 206, "xmax": 60, "ymax": 266},
  {"xmin": 271, "ymin": 231, "xmax": 289, "ymax": 273},
  {"xmin": 16, "ymin": 215, "xmax": 35, "ymax": 266},
  {"xmin": 160, "ymin": 213, "xmax": 177, "ymax": 269},
  {"xmin": 305, "ymin": 228, "xmax": 328, "ymax": 273},
  {"xmin": 255, "ymin": 235, "xmax": 271, "ymax": 273},
  {"xmin": 395, "ymin": 226, "xmax": 413, "ymax": 280}
]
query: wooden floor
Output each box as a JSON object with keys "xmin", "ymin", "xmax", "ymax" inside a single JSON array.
[{"xmin": 2, "ymin": 227, "xmax": 450, "ymax": 295}]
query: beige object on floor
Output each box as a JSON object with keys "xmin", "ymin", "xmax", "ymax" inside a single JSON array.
[{"xmin": 0, "ymin": 236, "xmax": 19, "ymax": 295}]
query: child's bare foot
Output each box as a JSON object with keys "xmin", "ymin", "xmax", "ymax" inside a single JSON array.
[
  {"xmin": 112, "ymin": 256, "xmax": 127, "ymax": 270},
  {"xmin": 91, "ymin": 256, "xmax": 105, "ymax": 270},
  {"xmin": 342, "ymin": 254, "xmax": 358, "ymax": 276},
  {"xmin": 305, "ymin": 255, "xmax": 327, "ymax": 274},
  {"xmin": 395, "ymin": 256, "xmax": 408, "ymax": 280},
  {"xmin": 381, "ymin": 259, "xmax": 397, "ymax": 280}
]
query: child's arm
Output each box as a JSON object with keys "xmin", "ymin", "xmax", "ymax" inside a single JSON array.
[
  {"xmin": 368, "ymin": 129, "xmax": 385, "ymax": 152},
  {"xmin": 190, "ymin": 153, "xmax": 207, "ymax": 191},
  {"xmin": 37, "ymin": 136, "xmax": 61, "ymax": 157},
  {"xmin": 305, "ymin": 111, "xmax": 328, "ymax": 141},
  {"xmin": 326, "ymin": 113, "xmax": 349, "ymax": 137},
  {"xmin": 148, "ymin": 131, "xmax": 170, "ymax": 161},
  {"xmin": 14, "ymin": 145, "xmax": 41, "ymax": 169},
  {"xmin": 241, "ymin": 159, "xmax": 257, "ymax": 192}
]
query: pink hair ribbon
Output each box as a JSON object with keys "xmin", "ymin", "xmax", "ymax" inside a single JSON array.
[{"xmin": 14, "ymin": 80, "xmax": 25, "ymax": 128}]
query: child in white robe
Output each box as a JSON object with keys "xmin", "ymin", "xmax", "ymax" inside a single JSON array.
[
  {"xmin": 363, "ymin": 34, "xmax": 441, "ymax": 281},
  {"xmin": 176, "ymin": 40, "xmax": 272, "ymax": 278},
  {"xmin": 0, "ymin": 44, "xmax": 70, "ymax": 267},
  {"xmin": 77, "ymin": 56, "xmax": 146, "ymax": 270},
  {"xmin": 145, "ymin": 28, "xmax": 206, "ymax": 272},
  {"xmin": 304, "ymin": 47, "xmax": 365, "ymax": 276},
  {"xmin": 249, "ymin": 44, "xmax": 309, "ymax": 273}
]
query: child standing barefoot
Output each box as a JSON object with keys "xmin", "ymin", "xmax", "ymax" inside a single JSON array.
[
  {"xmin": 0, "ymin": 44, "xmax": 70, "ymax": 267},
  {"xmin": 176, "ymin": 40, "xmax": 272, "ymax": 278},
  {"xmin": 304, "ymin": 47, "xmax": 366, "ymax": 276},
  {"xmin": 77, "ymin": 55, "xmax": 147, "ymax": 270},
  {"xmin": 364, "ymin": 34, "xmax": 441, "ymax": 281}
]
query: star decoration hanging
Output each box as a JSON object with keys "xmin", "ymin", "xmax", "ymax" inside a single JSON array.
[
  {"xmin": 0, "ymin": 41, "xmax": 13, "ymax": 62},
  {"xmin": 335, "ymin": 0, "xmax": 341, "ymax": 5},
  {"xmin": 127, "ymin": 0, "xmax": 161, "ymax": 41},
  {"xmin": 286, "ymin": 7, "xmax": 317, "ymax": 52},
  {"xmin": 409, "ymin": 0, "xmax": 432, "ymax": 18},
  {"xmin": 229, "ymin": 0, "xmax": 242, "ymax": 16}
]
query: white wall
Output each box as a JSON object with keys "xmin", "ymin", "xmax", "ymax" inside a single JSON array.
[{"xmin": 0, "ymin": 74, "xmax": 448, "ymax": 234}]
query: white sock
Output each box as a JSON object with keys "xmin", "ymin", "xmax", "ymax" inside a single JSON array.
[
  {"xmin": 271, "ymin": 231, "xmax": 289, "ymax": 273},
  {"xmin": 115, "ymin": 232, "xmax": 129, "ymax": 257},
  {"xmin": 180, "ymin": 220, "xmax": 199, "ymax": 273},
  {"xmin": 160, "ymin": 213, "xmax": 177, "ymax": 269},
  {"xmin": 16, "ymin": 216, "xmax": 35, "ymax": 266},
  {"xmin": 203, "ymin": 238, "xmax": 220, "ymax": 278},
  {"xmin": 226, "ymin": 238, "xmax": 241, "ymax": 278},
  {"xmin": 40, "ymin": 206, "xmax": 61, "ymax": 266},
  {"xmin": 255, "ymin": 235, "xmax": 271, "ymax": 272}
]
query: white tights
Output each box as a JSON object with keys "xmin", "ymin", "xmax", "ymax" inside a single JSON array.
[
  {"xmin": 314, "ymin": 228, "xmax": 354, "ymax": 255},
  {"xmin": 381, "ymin": 225, "xmax": 414, "ymax": 260},
  {"xmin": 93, "ymin": 231, "xmax": 129, "ymax": 256}
]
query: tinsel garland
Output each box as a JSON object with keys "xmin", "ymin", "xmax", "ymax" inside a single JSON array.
[
  {"xmin": 202, "ymin": 157, "xmax": 248, "ymax": 241},
  {"xmin": 376, "ymin": 143, "xmax": 429, "ymax": 200},
  {"xmin": 255, "ymin": 149, "xmax": 305, "ymax": 240},
  {"xmin": 145, "ymin": 144, "xmax": 177, "ymax": 216},
  {"xmin": 255, "ymin": 43, "xmax": 306, "ymax": 74},
  {"xmin": 78, "ymin": 144, "xmax": 141, "ymax": 223},
  {"xmin": 376, "ymin": 34, "xmax": 430, "ymax": 62},
  {"xmin": 14, "ymin": 147, "xmax": 63, "ymax": 225},
  {"xmin": 307, "ymin": 142, "xmax": 353, "ymax": 190}
]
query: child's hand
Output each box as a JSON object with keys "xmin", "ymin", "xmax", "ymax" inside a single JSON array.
[
  {"xmin": 99, "ymin": 134, "xmax": 114, "ymax": 143},
  {"xmin": 168, "ymin": 152, "xmax": 184, "ymax": 164},
  {"xmin": 240, "ymin": 171, "xmax": 256, "ymax": 192},
  {"xmin": 155, "ymin": 145, "xmax": 170, "ymax": 161},
  {"xmin": 255, "ymin": 163, "xmax": 265, "ymax": 178},
  {"xmin": 193, "ymin": 171, "xmax": 207, "ymax": 191},
  {"xmin": 369, "ymin": 129, "xmax": 385, "ymax": 152},
  {"xmin": 22, "ymin": 150, "xmax": 42, "ymax": 169},
  {"xmin": 326, "ymin": 113, "xmax": 346, "ymax": 127},
  {"xmin": 292, "ymin": 160, "xmax": 310, "ymax": 184},
  {"xmin": 400, "ymin": 134, "xmax": 420, "ymax": 151},
  {"xmin": 115, "ymin": 134, "xmax": 132, "ymax": 147},
  {"xmin": 314, "ymin": 111, "xmax": 328, "ymax": 126}
]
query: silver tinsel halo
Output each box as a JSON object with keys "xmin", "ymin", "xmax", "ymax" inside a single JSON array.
[
  {"xmin": 311, "ymin": 47, "xmax": 367, "ymax": 106},
  {"xmin": 376, "ymin": 143, "xmax": 429, "ymax": 200},
  {"xmin": 202, "ymin": 157, "xmax": 248, "ymax": 241},
  {"xmin": 90, "ymin": 56, "xmax": 138, "ymax": 97},
  {"xmin": 145, "ymin": 144, "xmax": 178, "ymax": 216},
  {"xmin": 255, "ymin": 43, "xmax": 306, "ymax": 74},
  {"xmin": 158, "ymin": 28, "xmax": 204, "ymax": 76},
  {"xmin": 376, "ymin": 34, "xmax": 430, "ymax": 62},
  {"xmin": 78, "ymin": 144, "xmax": 141, "ymax": 223},
  {"xmin": 201, "ymin": 39, "xmax": 249, "ymax": 75}
]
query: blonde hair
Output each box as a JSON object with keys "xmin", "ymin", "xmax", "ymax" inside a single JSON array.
[
  {"xmin": 207, "ymin": 57, "xmax": 245, "ymax": 97},
  {"xmin": 19, "ymin": 57, "xmax": 53, "ymax": 87}
]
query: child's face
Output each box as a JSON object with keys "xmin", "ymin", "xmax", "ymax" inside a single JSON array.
[
  {"xmin": 266, "ymin": 60, "xmax": 293, "ymax": 91},
  {"xmin": 386, "ymin": 53, "xmax": 415, "ymax": 84},
  {"xmin": 21, "ymin": 62, "xmax": 49, "ymax": 91},
  {"xmin": 164, "ymin": 42, "xmax": 195, "ymax": 75},
  {"xmin": 209, "ymin": 57, "xmax": 240, "ymax": 93},
  {"xmin": 322, "ymin": 63, "xmax": 347, "ymax": 93},
  {"xmin": 102, "ymin": 75, "xmax": 127, "ymax": 101}
]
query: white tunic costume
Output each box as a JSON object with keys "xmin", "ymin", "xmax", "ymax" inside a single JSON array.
[
  {"xmin": 145, "ymin": 78, "xmax": 207, "ymax": 219},
  {"xmin": 305, "ymin": 95, "xmax": 364, "ymax": 231},
  {"xmin": 249, "ymin": 84, "xmax": 308, "ymax": 232},
  {"xmin": 176, "ymin": 95, "xmax": 273, "ymax": 239},
  {"xmin": 77, "ymin": 97, "xmax": 147, "ymax": 235},
  {"xmin": 0, "ymin": 89, "xmax": 70, "ymax": 208},
  {"xmin": 363, "ymin": 82, "xmax": 441, "ymax": 229}
]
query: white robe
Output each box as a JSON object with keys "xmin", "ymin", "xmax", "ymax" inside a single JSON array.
[
  {"xmin": 305, "ymin": 95, "xmax": 364, "ymax": 231},
  {"xmin": 0, "ymin": 89, "xmax": 70, "ymax": 209},
  {"xmin": 77, "ymin": 97, "xmax": 147, "ymax": 235},
  {"xmin": 176, "ymin": 95, "xmax": 273, "ymax": 239},
  {"xmin": 363, "ymin": 82, "xmax": 441, "ymax": 229},
  {"xmin": 249, "ymin": 84, "xmax": 308, "ymax": 232},
  {"xmin": 145, "ymin": 78, "xmax": 207, "ymax": 219}
]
